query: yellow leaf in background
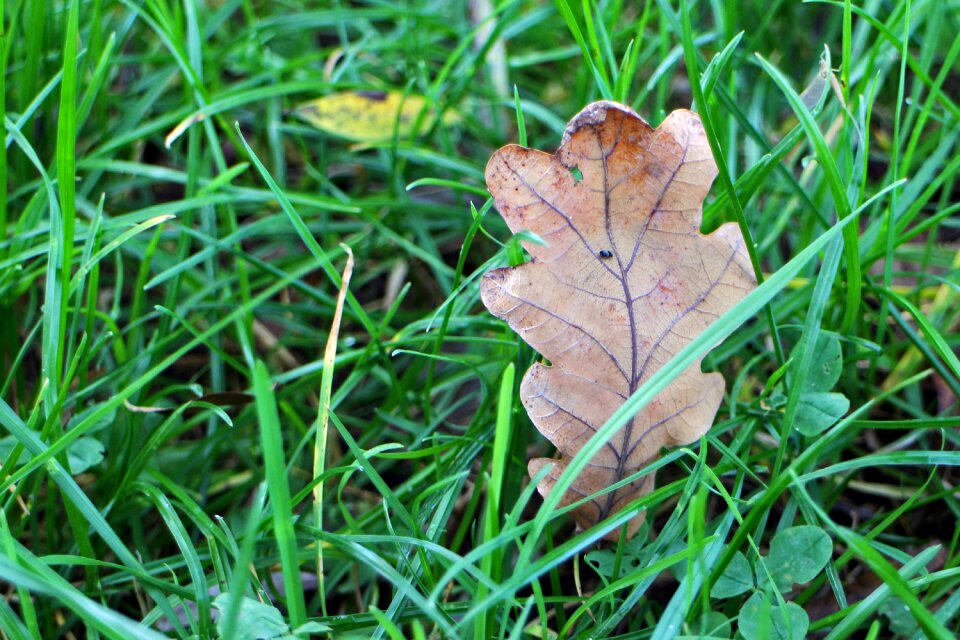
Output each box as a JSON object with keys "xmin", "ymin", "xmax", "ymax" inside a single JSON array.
[{"xmin": 294, "ymin": 90, "xmax": 458, "ymax": 142}]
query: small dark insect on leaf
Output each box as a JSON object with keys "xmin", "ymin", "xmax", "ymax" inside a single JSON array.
[
  {"xmin": 598, "ymin": 250, "xmax": 613, "ymax": 259},
  {"xmin": 355, "ymin": 90, "xmax": 388, "ymax": 101}
]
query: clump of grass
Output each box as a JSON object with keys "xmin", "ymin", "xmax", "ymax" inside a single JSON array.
[{"xmin": 1, "ymin": 0, "xmax": 958, "ymax": 638}]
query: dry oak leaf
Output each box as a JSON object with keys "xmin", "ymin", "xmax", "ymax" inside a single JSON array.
[{"xmin": 481, "ymin": 101, "xmax": 756, "ymax": 541}]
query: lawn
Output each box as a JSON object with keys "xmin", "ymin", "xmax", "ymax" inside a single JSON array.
[{"xmin": 1, "ymin": 0, "xmax": 959, "ymax": 638}]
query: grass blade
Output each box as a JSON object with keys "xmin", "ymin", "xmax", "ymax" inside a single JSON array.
[{"xmin": 253, "ymin": 360, "xmax": 307, "ymax": 628}]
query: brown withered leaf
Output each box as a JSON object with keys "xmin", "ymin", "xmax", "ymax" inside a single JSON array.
[{"xmin": 481, "ymin": 101, "xmax": 756, "ymax": 540}]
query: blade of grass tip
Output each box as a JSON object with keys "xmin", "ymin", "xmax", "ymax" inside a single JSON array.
[
  {"xmin": 857, "ymin": 75, "xmax": 879, "ymax": 219},
  {"xmin": 900, "ymin": 30, "xmax": 960, "ymax": 177},
  {"xmin": 56, "ymin": 0, "xmax": 79, "ymax": 383},
  {"xmin": 700, "ymin": 31, "xmax": 745, "ymax": 101},
  {"xmin": 369, "ymin": 608, "xmax": 406, "ymax": 640},
  {"xmin": 754, "ymin": 53, "xmax": 862, "ymax": 335},
  {"xmin": 679, "ymin": 1, "xmax": 785, "ymax": 366},
  {"xmin": 69, "ymin": 215, "xmax": 175, "ymax": 295},
  {"xmin": 593, "ymin": 2, "xmax": 618, "ymax": 78},
  {"xmin": 619, "ymin": 0, "xmax": 653, "ymax": 104},
  {"xmin": 5, "ymin": 68, "xmax": 61, "ymax": 151},
  {"xmin": 476, "ymin": 362, "xmax": 515, "ymax": 640},
  {"xmin": 579, "ymin": 0, "xmax": 607, "ymax": 85},
  {"xmin": 6, "ymin": 122, "xmax": 63, "ymax": 417},
  {"xmin": 48, "ymin": 335, "xmax": 100, "ymax": 593},
  {"xmin": 778, "ymin": 235, "xmax": 843, "ymax": 474},
  {"xmin": 76, "ymin": 32, "xmax": 116, "ymax": 129},
  {"xmin": 422, "ymin": 199, "xmax": 490, "ymax": 420},
  {"xmin": 19, "ymin": 0, "xmax": 44, "ymax": 115},
  {"xmin": 614, "ymin": 39, "xmax": 635, "ymax": 104},
  {"xmin": 807, "ymin": 0, "xmax": 960, "ymax": 121},
  {"xmin": 327, "ymin": 411, "xmax": 418, "ymax": 532},
  {"xmin": 553, "ymin": 0, "xmax": 613, "ymax": 98},
  {"xmin": 514, "ymin": 85, "xmax": 527, "ymax": 147},
  {"xmin": 0, "ymin": 510, "xmax": 38, "ymax": 638},
  {"xmin": 253, "ymin": 361, "xmax": 306, "ymax": 628},
  {"xmin": 218, "ymin": 484, "xmax": 267, "ymax": 640},
  {"xmin": 507, "ymin": 597, "xmax": 536, "ymax": 640},
  {"xmin": 315, "ymin": 244, "xmax": 354, "ymax": 618},
  {"xmin": 406, "ymin": 178, "xmax": 489, "ymax": 198},
  {"xmin": 136, "ymin": 483, "xmax": 212, "ymax": 638},
  {"xmin": 692, "ymin": 462, "xmax": 712, "ymax": 620},
  {"xmin": 73, "ymin": 196, "xmax": 102, "ymax": 389},
  {"xmin": 515, "ymin": 190, "xmax": 871, "ymax": 574},
  {"xmin": 841, "ymin": 0, "xmax": 851, "ymax": 104},
  {"xmin": 875, "ymin": 0, "xmax": 911, "ymax": 376}
]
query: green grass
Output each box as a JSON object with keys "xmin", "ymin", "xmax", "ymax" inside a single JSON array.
[{"xmin": 1, "ymin": 0, "xmax": 959, "ymax": 638}]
